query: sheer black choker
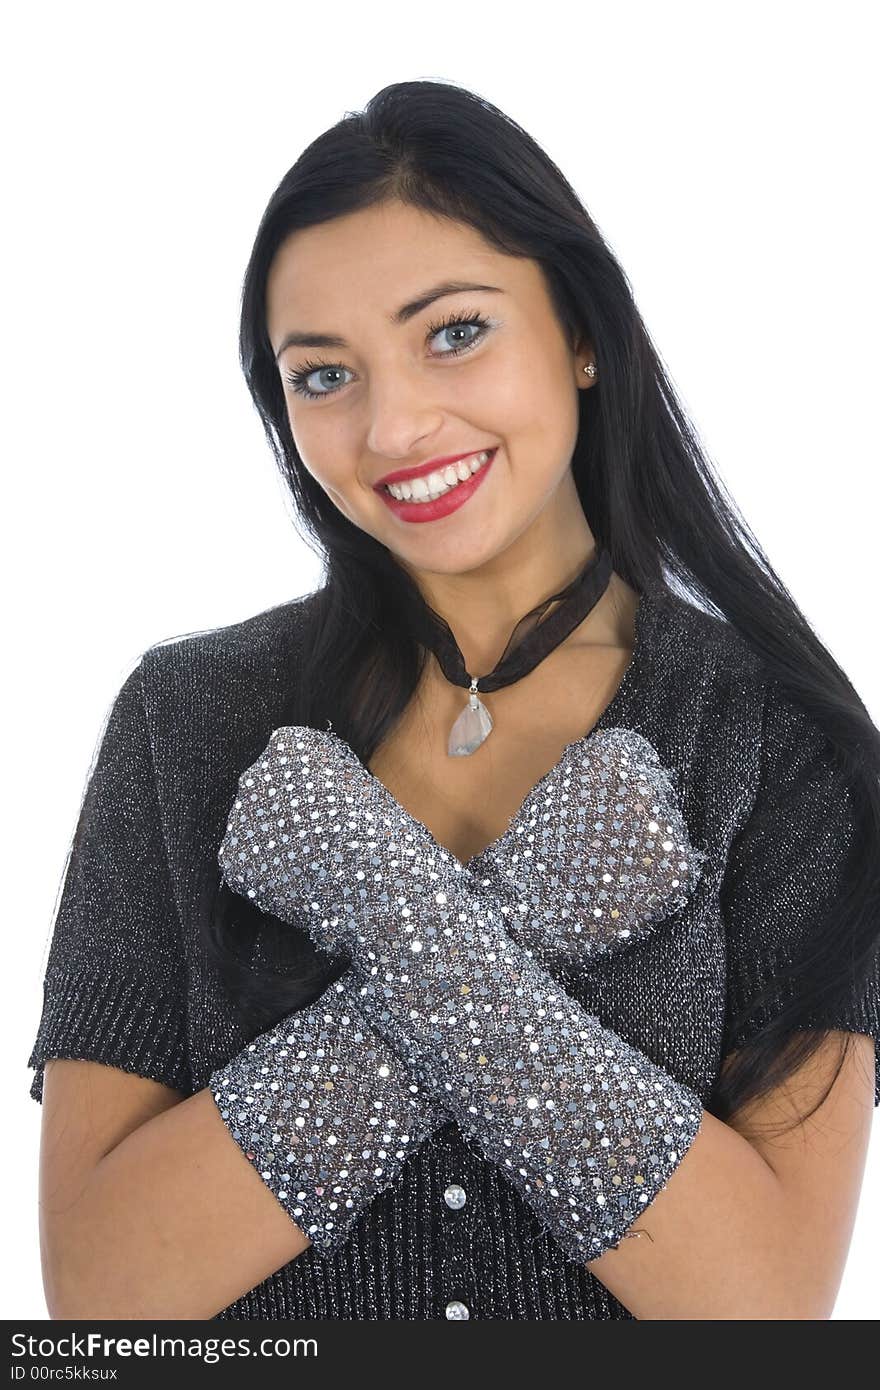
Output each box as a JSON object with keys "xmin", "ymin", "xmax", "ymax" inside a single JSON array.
[{"xmin": 407, "ymin": 546, "xmax": 614, "ymax": 756}]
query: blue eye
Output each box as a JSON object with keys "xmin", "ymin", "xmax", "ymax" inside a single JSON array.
[
  {"xmin": 426, "ymin": 311, "xmax": 490, "ymax": 356},
  {"xmin": 283, "ymin": 309, "xmax": 494, "ymax": 401}
]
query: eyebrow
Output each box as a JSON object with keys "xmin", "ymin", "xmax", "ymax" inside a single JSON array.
[{"xmin": 273, "ymin": 280, "xmax": 504, "ymax": 360}]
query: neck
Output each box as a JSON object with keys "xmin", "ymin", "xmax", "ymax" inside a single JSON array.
[{"xmin": 402, "ymin": 487, "xmax": 620, "ymax": 675}]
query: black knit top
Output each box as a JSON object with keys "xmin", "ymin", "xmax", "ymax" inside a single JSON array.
[{"xmin": 27, "ymin": 585, "xmax": 880, "ymax": 1320}]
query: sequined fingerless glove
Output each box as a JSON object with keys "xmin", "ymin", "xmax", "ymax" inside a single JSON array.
[
  {"xmin": 470, "ymin": 726, "xmax": 708, "ymax": 971},
  {"xmin": 209, "ymin": 971, "xmax": 446, "ymax": 1256},
  {"xmin": 219, "ymin": 726, "xmax": 705, "ymax": 1263}
]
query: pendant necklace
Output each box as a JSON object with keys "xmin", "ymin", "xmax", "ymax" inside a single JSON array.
[{"xmin": 406, "ymin": 546, "xmax": 614, "ymax": 757}]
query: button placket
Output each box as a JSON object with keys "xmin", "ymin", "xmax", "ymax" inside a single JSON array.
[{"xmin": 438, "ymin": 1168, "xmax": 477, "ymax": 1318}]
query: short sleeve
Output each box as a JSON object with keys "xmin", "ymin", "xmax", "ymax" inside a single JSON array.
[
  {"xmin": 720, "ymin": 679, "xmax": 880, "ymax": 1106},
  {"xmin": 27, "ymin": 657, "xmax": 191, "ymax": 1103}
]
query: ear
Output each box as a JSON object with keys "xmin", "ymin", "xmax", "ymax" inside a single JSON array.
[{"xmin": 572, "ymin": 332, "xmax": 596, "ymax": 379}]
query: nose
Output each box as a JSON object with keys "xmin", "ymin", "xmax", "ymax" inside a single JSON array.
[{"xmin": 363, "ymin": 365, "xmax": 447, "ymax": 463}]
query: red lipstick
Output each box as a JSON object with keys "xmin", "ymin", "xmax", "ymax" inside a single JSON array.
[{"xmin": 376, "ymin": 448, "xmax": 497, "ymax": 524}]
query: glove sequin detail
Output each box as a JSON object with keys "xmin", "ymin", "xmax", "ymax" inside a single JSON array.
[
  {"xmin": 209, "ymin": 972, "xmax": 446, "ymax": 1256},
  {"xmin": 218, "ymin": 726, "xmax": 705, "ymax": 1262},
  {"xmin": 469, "ymin": 727, "xmax": 708, "ymax": 969}
]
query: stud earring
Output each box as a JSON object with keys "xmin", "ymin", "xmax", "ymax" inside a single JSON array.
[{"xmin": 582, "ymin": 363, "xmax": 597, "ymax": 378}]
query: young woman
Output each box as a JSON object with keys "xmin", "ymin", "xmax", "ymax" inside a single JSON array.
[{"xmin": 29, "ymin": 79, "xmax": 880, "ymax": 1321}]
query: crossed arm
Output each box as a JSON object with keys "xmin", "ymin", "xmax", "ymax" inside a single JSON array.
[{"xmin": 37, "ymin": 1028, "xmax": 874, "ymax": 1319}]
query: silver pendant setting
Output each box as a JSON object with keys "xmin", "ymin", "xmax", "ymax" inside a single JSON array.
[{"xmin": 448, "ymin": 677, "xmax": 493, "ymax": 757}]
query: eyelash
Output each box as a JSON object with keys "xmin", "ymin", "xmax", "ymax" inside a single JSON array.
[{"xmin": 283, "ymin": 309, "xmax": 494, "ymax": 400}]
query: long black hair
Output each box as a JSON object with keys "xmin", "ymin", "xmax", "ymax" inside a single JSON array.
[{"xmin": 205, "ymin": 78, "xmax": 880, "ymax": 1137}]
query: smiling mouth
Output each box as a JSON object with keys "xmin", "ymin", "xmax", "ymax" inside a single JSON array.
[{"xmin": 382, "ymin": 449, "xmax": 495, "ymax": 502}]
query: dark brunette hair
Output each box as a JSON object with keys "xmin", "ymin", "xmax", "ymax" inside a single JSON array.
[{"xmin": 205, "ymin": 78, "xmax": 880, "ymax": 1137}]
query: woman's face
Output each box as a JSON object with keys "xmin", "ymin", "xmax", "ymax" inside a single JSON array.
[{"xmin": 266, "ymin": 199, "xmax": 596, "ymax": 578}]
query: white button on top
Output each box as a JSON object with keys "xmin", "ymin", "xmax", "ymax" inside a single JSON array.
[
  {"xmin": 443, "ymin": 1183, "xmax": 467, "ymax": 1210},
  {"xmin": 445, "ymin": 1300, "xmax": 470, "ymax": 1320}
]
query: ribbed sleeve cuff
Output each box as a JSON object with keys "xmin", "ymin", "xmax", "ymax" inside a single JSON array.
[{"xmin": 27, "ymin": 961, "xmax": 191, "ymax": 1102}]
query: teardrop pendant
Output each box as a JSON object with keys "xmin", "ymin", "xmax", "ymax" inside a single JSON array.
[{"xmin": 448, "ymin": 677, "xmax": 494, "ymax": 757}]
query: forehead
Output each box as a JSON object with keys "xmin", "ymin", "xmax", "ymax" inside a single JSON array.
[{"xmin": 265, "ymin": 201, "xmax": 531, "ymax": 346}]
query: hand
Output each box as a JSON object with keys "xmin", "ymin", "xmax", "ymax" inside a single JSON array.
[
  {"xmin": 466, "ymin": 725, "xmax": 707, "ymax": 970},
  {"xmin": 219, "ymin": 723, "xmax": 491, "ymax": 964}
]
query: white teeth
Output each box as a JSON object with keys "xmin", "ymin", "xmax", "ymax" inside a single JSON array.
[{"xmin": 385, "ymin": 450, "xmax": 493, "ymax": 502}]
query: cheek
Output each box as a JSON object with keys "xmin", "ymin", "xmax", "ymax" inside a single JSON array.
[
  {"xmin": 291, "ymin": 440, "xmax": 373, "ymax": 527},
  {"xmin": 287, "ymin": 404, "xmax": 314, "ymax": 459},
  {"xmin": 476, "ymin": 340, "xmax": 572, "ymax": 432},
  {"xmin": 288, "ymin": 414, "xmax": 339, "ymax": 484},
  {"xmin": 463, "ymin": 346, "xmax": 528, "ymax": 419}
]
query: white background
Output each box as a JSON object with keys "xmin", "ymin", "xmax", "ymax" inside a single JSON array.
[{"xmin": 3, "ymin": 0, "xmax": 877, "ymax": 1320}]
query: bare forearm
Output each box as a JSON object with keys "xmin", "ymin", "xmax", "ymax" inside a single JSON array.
[
  {"xmin": 42, "ymin": 1087, "xmax": 310, "ymax": 1320},
  {"xmin": 586, "ymin": 1108, "xmax": 833, "ymax": 1320}
]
